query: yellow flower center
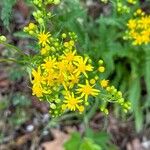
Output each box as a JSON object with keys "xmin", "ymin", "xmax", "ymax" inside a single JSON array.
[
  {"xmin": 100, "ymin": 79, "xmax": 109, "ymax": 88},
  {"xmin": 78, "ymin": 64, "xmax": 86, "ymax": 72},
  {"xmin": 38, "ymin": 32, "xmax": 50, "ymax": 46},
  {"xmin": 68, "ymin": 98, "xmax": 78, "ymax": 106},
  {"xmin": 65, "ymin": 52, "xmax": 74, "ymax": 62},
  {"xmin": 82, "ymin": 85, "xmax": 92, "ymax": 94}
]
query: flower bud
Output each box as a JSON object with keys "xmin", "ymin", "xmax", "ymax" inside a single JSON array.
[{"xmin": 0, "ymin": 36, "xmax": 6, "ymax": 42}]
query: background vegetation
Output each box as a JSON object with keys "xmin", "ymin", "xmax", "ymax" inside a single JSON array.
[{"xmin": 0, "ymin": 0, "xmax": 150, "ymax": 149}]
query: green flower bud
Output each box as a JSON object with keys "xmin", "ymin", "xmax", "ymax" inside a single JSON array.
[
  {"xmin": 117, "ymin": 91, "xmax": 122, "ymax": 97},
  {"xmin": 54, "ymin": 110, "xmax": 58, "ymax": 114},
  {"xmin": 29, "ymin": 31, "xmax": 34, "ymax": 35},
  {"xmin": 23, "ymin": 27, "xmax": 28, "ymax": 32},
  {"xmin": 0, "ymin": 36, "xmax": 7, "ymax": 42},
  {"xmin": 98, "ymin": 59, "xmax": 104, "ymax": 65},
  {"xmin": 62, "ymin": 33, "xmax": 67, "ymax": 38},
  {"xmin": 55, "ymin": 99, "xmax": 61, "ymax": 103},
  {"xmin": 50, "ymin": 103, "xmax": 56, "ymax": 109},
  {"xmin": 85, "ymin": 102, "xmax": 89, "ymax": 106},
  {"xmin": 118, "ymin": 98, "xmax": 124, "ymax": 103}
]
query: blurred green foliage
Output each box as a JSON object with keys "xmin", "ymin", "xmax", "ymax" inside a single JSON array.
[
  {"xmin": 64, "ymin": 128, "xmax": 118, "ymax": 150},
  {"xmin": 0, "ymin": 0, "xmax": 16, "ymax": 30},
  {"xmin": 0, "ymin": 93, "xmax": 31, "ymax": 127}
]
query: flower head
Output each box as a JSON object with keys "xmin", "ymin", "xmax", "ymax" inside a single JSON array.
[
  {"xmin": 76, "ymin": 80, "xmax": 100, "ymax": 101},
  {"xmin": 100, "ymin": 79, "xmax": 109, "ymax": 88},
  {"xmin": 32, "ymin": 67, "xmax": 44, "ymax": 85},
  {"xmin": 38, "ymin": 31, "xmax": 51, "ymax": 46},
  {"xmin": 74, "ymin": 57, "xmax": 93, "ymax": 77},
  {"xmin": 32, "ymin": 84, "xmax": 43, "ymax": 97},
  {"xmin": 41, "ymin": 57, "xmax": 56, "ymax": 72},
  {"xmin": 64, "ymin": 92, "xmax": 83, "ymax": 111},
  {"xmin": 62, "ymin": 50, "xmax": 77, "ymax": 63}
]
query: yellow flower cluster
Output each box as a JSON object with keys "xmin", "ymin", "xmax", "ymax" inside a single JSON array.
[
  {"xmin": 22, "ymin": 0, "xmax": 131, "ymax": 117},
  {"xmin": 99, "ymin": 80, "xmax": 131, "ymax": 114},
  {"xmin": 24, "ymin": 23, "xmax": 37, "ymax": 35},
  {"xmin": 30, "ymin": 31, "xmax": 103, "ymax": 116},
  {"xmin": 23, "ymin": 23, "xmax": 130, "ymax": 116},
  {"xmin": 125, "ymin": 9, "xmax": 150, "ymax": 45},
  {"xmin": 29, "ymin": 0, "xmax": 61, "ymax": 26},
  {"xmin": 105, "ymin": 86, "xmax": 131, "ymax": 113}
]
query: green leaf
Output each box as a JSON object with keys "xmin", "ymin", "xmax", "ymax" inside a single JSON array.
[
  {"xmin": 1, "ymin": 0, "xmax": 17, "ymax": 30},
  {"xmin": 64, "ymin": 132, "xmax": 81, "ymax": 150},
  {"xmin": 13, "ymin": 31, "xmax": 32, "ymax": 39},
  {"xmin": 85, "ymin": 128, "xmax": 110, "ymax": 149},
  {"xmin": 129, "ymin": 73, "xmax": 143, "ymax": 132},
  {"xmin": 144, "ymin": 49, "xmax": 150, "ymax": 106},
  {"xmin": 80, "ymin": 138, "xmax": 102, "ymax": 150}
]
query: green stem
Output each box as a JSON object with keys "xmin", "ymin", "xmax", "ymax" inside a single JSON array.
[
  {"xmin": 87, "ymin": 97, "xmax": 100, "ymax": 121},
  {"xmin": 84, "ymin": 97, "xmax": 100, "ymax": 128},
  {"xmin": 45, "ymin": 112, "xmax": 80, "ymax": 129},
  {"xmin": 59, "ymin": 112, "xmax": 79, "ymax": 121},
  {"xmin": 0, "ymin": 58, "xmax": 17, "ymax": 63},
  {"xmin": 0, "ymin": 41, "xmax": 26, "ymax": 56}
]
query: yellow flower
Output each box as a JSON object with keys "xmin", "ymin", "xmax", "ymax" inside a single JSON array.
[
  {"xmin": 41, "ymin": 45, "xmax": 51, "ymax": 55},
  {"xmin": 68, "ymin": 73, "xmax": 80, "ymax": 88},
  {"xmin": 76, "ymin": 80, "xmax": 100, "ymax": 101},
  {"xmin": 78, "ymin": 105, "xmax": 84, "ymax": 113},
  {"xmin": 44, "ymin": 70, "xmax": 56, "ymax": 86},
  {"xmin": 90, "ymin": 79, "xmax": 96, "ymax": 84},
  {"xmin": 67, "ymin": 63, "xmax": 76, "ymax": 73},
  {"xmin": 98, "ymin": 66, "xmax": 105, "ymax": 73},
  {"xmin": 32, "ymin": 67, "xmax": 44, "ymax": 85},
  {"xmin": 126, "ymin": 11, "xmax": 150, "ymax": 45},
  {"xmin": 74, "ymin": 57, "xmax": 93, "ymax": 77},
  {"xmin": 57, "ymin": 60, "xmax": 67, "ymax": 73},
  {"xmin": 127, "ymin": 19, "xmax": 136, "ymax": 29},
  {"xmin": 41, "ymin": 57, "xmax": 56, "ymax": 72},
  {"xmin": 28, "ymin": 23, "xmax": 37, "ymax": 30},
  {"xmin": 62, "ymin": 50, "xmax": 77, "ymax": 63},
  {"xmin": 32, "ymin": 84, "xmax": 43, "ymax": 97},
  {"xmin": 100, "ymin": 79, "xmax": 109, "ymax": 88},
  {"xmin": 38, "ymin": 31, "xmax": 50, "ymax": 46},
  {"xmin": 64, "ymin": 92, "xmax": 82, "ymax": 111},
  {"xmin": 56, "ymin": 73, "xmax": 68, "ymax": 90}
]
